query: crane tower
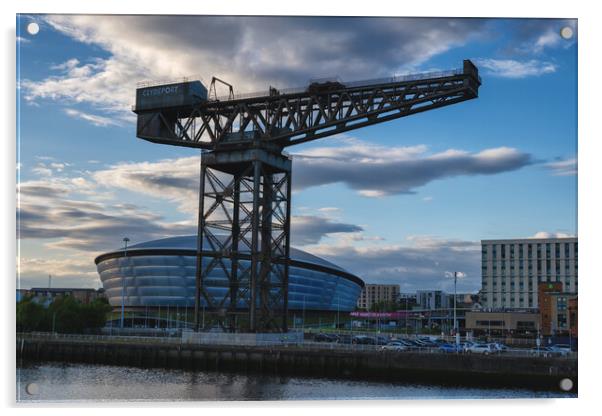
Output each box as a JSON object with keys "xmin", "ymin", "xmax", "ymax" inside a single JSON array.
[{"xmin": 133, "ymin": 60, "xmax": 481, "ymax": 333}]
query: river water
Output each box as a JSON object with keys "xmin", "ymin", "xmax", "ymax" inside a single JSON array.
[{"xmin": 16, "ymin": 361, "xmax": 576, "ymax": 402}]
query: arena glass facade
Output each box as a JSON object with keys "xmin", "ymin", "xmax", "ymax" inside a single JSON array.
[{"xmin": 95, "ymin": 236, "xmax": 364, "ymax": 312}]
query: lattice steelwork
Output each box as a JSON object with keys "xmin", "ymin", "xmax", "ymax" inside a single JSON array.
[
  {"xmin": 133, "ymin": 60, "xmax": 481, "ymax": 333},
  {"xmin": 194, "ymin": 150, "xmax": 291, "ymax": 332}
]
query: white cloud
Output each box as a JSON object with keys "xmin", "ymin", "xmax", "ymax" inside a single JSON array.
[
  {"xmin": 475, "ymin": 58, "xmax": 557, "ymax": 78},
  {"xmin": 533, "ymin": 30, "xmax": 562, "ymax": 53},
  {"xmin": 529, "ymin": 231, "xmax": 575, "ymax": 239},
  {"xmin": 92, "ymin": 156, "xmax": 200, "ymax": 215},
  {"xmin": 64, "ymin": 108, "xmax": 122, "ymax": 127},
  {"xmin": 545, "ymin": 158, "xmax": 577, "ymax": 176},
  {"xmin": 305, "ymin": 235, "xmax": 481, "ymax": 291},
  {"xmin": 21, "ymin": 15, "xmax": 486, "ymax": 125},
  {"xmin": 31, "ymin": 164, "xmax": 52, "ymax": 177}
]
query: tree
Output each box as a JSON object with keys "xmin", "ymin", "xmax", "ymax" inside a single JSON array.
[
  {"xmin": 16, "ymin": 295, "xmax": 111, "ymax": 333},
  {"xmin": 16, "ymin": 296, "xmax": 47, "ymax": 332}
]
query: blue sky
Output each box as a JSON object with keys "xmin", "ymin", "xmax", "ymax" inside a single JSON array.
[{"xmin": 16, "ymin": 15, "xmax": 577, "ymax": 293}]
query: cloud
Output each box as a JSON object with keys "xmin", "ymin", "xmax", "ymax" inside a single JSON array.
[
  {"xmin": 292, "ymin": 139, "xmax": 532, "ymax": 196},
  {"xmin": 18, "ymin": 256, "xmax": 100, "ymax": 289},
  {"xmin": 544, "ymin": 158, "xmax": 577, "ymax": 176},
  {"xmin": 305, "ymin": 235, "xmax": 481, "ymax": 292},
  {"xmin": 529, "ymin": 231, "xmax": 575, "ymax": 239},
  {"xmin": 31, "ymin": 164, "xmax": 53, "ymax": 177},
  {"xmin": 504, "ymin": 19, "xmax": 577, "ymax": 55},
  {"xmin": 17, "ymin": 172, "xmax": 195, "ymax": 252},
  {"xmin": 291, "ymin": 215, "xmax": 363, "ymax": 245},
  {"xmin": 475, "ymin": 58, "xmax": 557, "ymax": 78},
  {"xmin": 21, "ymin": 15, "xmax": 486, "ymax": 124},
  {"xmin": 64, "ymin": 108, "xmax": 122, "ymax": 127},
  {"xmin": 86, "ymin": 139, "xmax": 532, "ymax": 205},
  {"xmin": 92, "ymin": 156, "xmax": 200, "ymax": 214}
]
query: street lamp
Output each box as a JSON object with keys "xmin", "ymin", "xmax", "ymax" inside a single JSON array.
[
  {"xmin": 302, "ymin": 293, "xmax": 306, "ymax": 331},
  {"xmin": 121, "ymin": 237, "xmax": 130, "ymax": 329},
  {"xmin": 446, "ymin": 271, "xmax": 464, "ymax": 346}
]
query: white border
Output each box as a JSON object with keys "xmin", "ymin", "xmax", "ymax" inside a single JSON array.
[{"xmin": 3, "ymin": 0, "xmax": 600, "ymax": 414}]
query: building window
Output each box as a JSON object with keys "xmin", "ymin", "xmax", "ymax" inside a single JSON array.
[{"xmin": 476, "ymin": 320, "xmax": 504, "ymax": 327}]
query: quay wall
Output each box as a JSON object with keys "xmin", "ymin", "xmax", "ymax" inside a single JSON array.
[{"xmin": 16, "ymin": 334, "xmax": 577, "ymax": 392}]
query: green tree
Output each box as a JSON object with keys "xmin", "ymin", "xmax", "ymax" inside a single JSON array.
[
  {"xmin": 16, "ymin": 295, "xmax": 110, "ymax": 333},
  {"xmin": 16, "ymin": 296, "xmax": 47, "ymax": 332}
]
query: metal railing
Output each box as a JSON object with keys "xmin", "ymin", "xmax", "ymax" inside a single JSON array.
[
  {"xmin": 17, "ymin": 332, "xmax": 576, "ymax": 359},
  {"xmin": 213, "ymin": 68, "xmax": 464, "ymax": 102}
]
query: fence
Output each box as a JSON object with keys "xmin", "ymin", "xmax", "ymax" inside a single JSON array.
[{"xmin": 17, "ymin": 332, "xmax": 575, "ymax": 359}]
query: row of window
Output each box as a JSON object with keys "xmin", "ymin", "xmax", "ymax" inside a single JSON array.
[{"xmin": 482, "ymin": 242, "xmax": 577, "ymax": 261}]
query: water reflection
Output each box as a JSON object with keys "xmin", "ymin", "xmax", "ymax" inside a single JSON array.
[{"xmin": 16, "ymin": 361, "xmax": 575, "ymax": 402}]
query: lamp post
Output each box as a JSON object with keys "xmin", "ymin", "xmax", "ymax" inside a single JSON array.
[
  {"xmin": 302, "ymin": 294, "xmax": 306, "ymax": 331},
  {"xmin": 446, "ymin": 271, "xmax": 463, "ymax": 346},
  {"xmin": 121, "ymin": 237, "xmax": 130, "ymax": 329},
  {"xmin": 454, "ymin": 271, "xmax": 458, "ymax": 338}
]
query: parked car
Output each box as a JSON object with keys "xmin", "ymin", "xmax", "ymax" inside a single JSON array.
[
  {"xmin": 530, "ymin": 346, "xmax": 556, "ymax": 357},
  {"xmin": 352, "ymin": 335, "xmax": 377, "ymax": 345},
  {"xmin": 314, "ymin": 333, "xmax": 337, "ymax": 343},
  {"xmin": 489, "ymin": 342, "xmax": 508, "ymax": 353},
  {"xmin": 549, "ymin": 344, "xmax": 572, "ymax": 356},
  {"xmin": 375, "ymin": 336, "xmax": 390, "ymax": 345},
  {"xmin": 461, "ymin": 341, "xmax": 476, "ymax": 352},
  {"xmin": 380, "ymin": 341, "xmax": 408, "ymax": 351},
  {"xmin": 395, "ymin": 339, "xmax": 420, "ymax": 350},
  {"xmin": 550, "ymin": 344, "xmax": 572, "ymax": 354},
  {"xmin": 465, "ymin": 343, "xmax": 496, "ymax": 355},
  {"xmin": 438, "ymin": 343, "xmax": 462, "ymax": 353}
]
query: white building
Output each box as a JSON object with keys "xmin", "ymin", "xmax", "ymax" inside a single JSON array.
[
  {"xmin": 480, "ymin": 237, "xmax": 577, "ymax": 310},
  {"xmin": 416, "ymin": 290, "xmax": 449, "ymax": 310},
  {"xmin": 357, "ymin": 284, "xmax": 400, "ymax": 310}
]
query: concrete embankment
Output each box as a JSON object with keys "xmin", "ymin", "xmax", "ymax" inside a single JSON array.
[{"xmin": 16, "ymin": 334, "xmax": 577, "ymax": 392}]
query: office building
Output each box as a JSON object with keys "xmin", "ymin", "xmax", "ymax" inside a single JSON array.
[
  {"xmin": 480, "ymin": 237, "xmax": 577, "ymax": 309},
  {"xmin": 356, "ymin": 284, "xmax": 400, "ymax": 310}
]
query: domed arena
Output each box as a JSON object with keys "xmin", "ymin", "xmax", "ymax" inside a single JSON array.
[{"xmin": 95, "ymin": 235, "xmax": 364, "ymax": 314}]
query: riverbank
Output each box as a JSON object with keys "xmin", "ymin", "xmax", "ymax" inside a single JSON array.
[{"xmin": 16, "ymin": 333, "xmax": 577, "ymax": 393}]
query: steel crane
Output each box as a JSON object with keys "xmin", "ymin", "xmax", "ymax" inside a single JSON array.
[{"xmin": 133, "ymin": 59, "xmax": 481, "ymax": 333}]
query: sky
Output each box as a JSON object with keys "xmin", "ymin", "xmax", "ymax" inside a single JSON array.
[{"xmin": 16, "ymin": 15, "xmax": 577, "ymax": 293}]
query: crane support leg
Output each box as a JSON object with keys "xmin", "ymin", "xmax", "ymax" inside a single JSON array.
[{"xmin": 194, "ymin": 148, "xmax": 291, "ymax": 333}]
